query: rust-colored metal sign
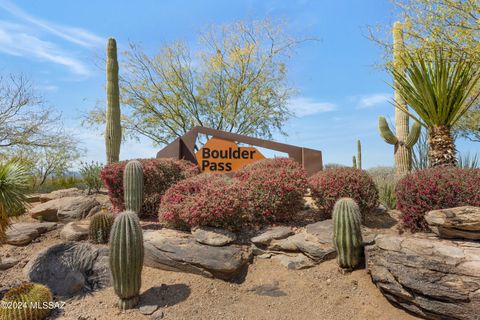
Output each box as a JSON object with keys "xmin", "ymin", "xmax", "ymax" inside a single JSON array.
[
  {"xmin": 195, "ymin": 138, "xmax": 265, "ymax": 172},
  {"xmin": 157, "ymin": 126, "xmax": 323, "ymax": 176}
]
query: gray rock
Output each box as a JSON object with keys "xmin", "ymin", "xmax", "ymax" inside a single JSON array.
[
  {"xmin": 144, "ymin": 229, "xmax": 251, "ymax": 281},
  {"xmin": 60, "ymin": 220, "xmax": 91, "ymax": 241},
  {"xmin": 269, "ymin": 232, "xmax": 336, "ymax": 262},
  {"xmin": 305, "ymin": 219, "xmax": 333, "ymax": 244},
  {"xmin": 38, "ymin": 188, "xmax": 84, "ymax": 203},
  {"xmin": 6, "ymin": 222, "xmax": 57, "ymax": 246},
  {"xmin": 0, "ymin": 257, "xmax": 19, "ymax": 270},
  {"xmin": 150, "ymin": 309, "xmax": 164, "ymax": 320},
  {"xmin": 139, "ymin": 304, "xmax": 159, "ymax": 315},
  {"xmin": 24, "ymin": 242, "xmax": 110, "ymax": 297},
  {"xmin": 192, "ymin": 226, "xmax": 236, "ymax": 246},
  {"xmin": 29, "ymin": 196, "xmax": 100, "ymax": 222},
  {"xmin": 272, "ymin": 253, "xmax": 316, "ymax": 270},
  {"xmin": 366, "ymin": 233, "xmax": 480, "ymax": 320},
  {"xmin": 425, "ymin": 206, "xmax": 480, "ymax": 240},
  {"xmin": 250, "ymin": 227, "xmax": 294, "ymax": 245}
]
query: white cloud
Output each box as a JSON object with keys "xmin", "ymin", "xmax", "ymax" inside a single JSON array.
[
  {"xmin": 0, "ymin": 0, "xmax": 103, "ymax": 48},
  {"xmin": 0, "ymin": 0, "xmax": 104, "ymax": 76},
  {"xmin": 0, "ymin": 22, "xmax": 91, "ymax": 75},
  {"xmin": 288, "ymin": 97, "xmax": 336, "ymax": 117},
  {"xmin": 358, "ymin": 93, "xmax": 391, "ymax": 109}
]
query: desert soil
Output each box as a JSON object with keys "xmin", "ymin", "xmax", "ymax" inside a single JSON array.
[{"xmin": 0, "ymin": 203, "xmax": 418, "ymax": 320}]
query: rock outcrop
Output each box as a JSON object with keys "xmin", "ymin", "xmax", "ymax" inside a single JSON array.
[
  {"xmin": 24, "ymin": 242, "xmax": 110, "ymax": 297},
  {"xmin": 366, "ymin": 233, "xmax": 480, "ymax": 320},
  {"xmin": 144, "ymin": 229, "xmax": 251, "ymax": 281},
  {"xmin": 5, "ymin": 222, "xmax": 57, "ymax": 246},
  {"xmin": 60, "ymin": 220, "xmax": 91, "ymax": 241},
  {"xmin": 425, "ymin": 206, "xmax": 480, "ymax": 240},
  {"xmin": 38, "ymin": 188, "xmax": 84, "ymax": 203},
  {"xmin": 192, "ymin": 226, "xmax": 236, "ymax": 246},
  {"xmin": 29, "ymin": 196, "xmax": 100, "ymax": 222}
]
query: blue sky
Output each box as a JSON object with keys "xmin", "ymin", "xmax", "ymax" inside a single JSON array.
[{"xmin": 0, "ymin": 0, "xmax": 478, "ymax": 168}]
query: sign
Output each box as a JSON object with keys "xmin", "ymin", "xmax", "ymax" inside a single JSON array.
[{"xmin": 195, "ymin": 137, "xmax": 265, "ymax": 172}]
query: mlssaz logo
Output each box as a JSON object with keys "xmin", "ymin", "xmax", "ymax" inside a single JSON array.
[{"xmin": 196, "ymin": 138, "xmax": 265, "ymax": 172}]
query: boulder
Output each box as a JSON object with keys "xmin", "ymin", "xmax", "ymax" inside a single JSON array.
[
  {"xmin": 268, "ymin": 232, "xmax": 336, "ymax": 262},
  {"xmin": 366, "ymin": 233, "xmax": 480, "ymax": 320},
  {"xmin": 0, "ymin": 257, "xmax": 19, "ymax": 270},
  {"xmin": 38, "ymin": 188, "xmax": 84, "ymax": 203},
  {"xmin": 60, "ymin": 220, "xmax": 91, "ymax": 241},
  {"xmin": 192, "ymin": 226, "xmax": 236, "ymax": 246},
  {"xmin": 271, "ymin": 253, "xmax": 316, "ymax": 270},
  {"xmin": 144, "ymin": 229, "xmax": 251, "ymax": 281},
  {"xmin": 29, "ymin": 196, "xmax": 100, "ymax": 222},
  {"xmin": 250, "ymin": 227, "xmax": 294, "ymax": 245},
  {"xmin": 304, "ymin": 219, "xmax": 333, "ymax": 243},
  {"xmin": 24, "ymin": 242, "xmax": 110, "ymax": 297},
  {"xmin": 6, "ymin": 222, "xmax": 57, "ymax": 246},
  {"xmin": 425, "ymin": 206, "xmax": 480, "ymax": 240}
]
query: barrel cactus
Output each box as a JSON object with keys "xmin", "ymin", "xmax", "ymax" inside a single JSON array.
[
  {"xmin": 123, "ymin": 160, "xmax": 144, "ymax": 214},
  {"xmin": 332, "ymin": 198, "xmax": 363, "ymax": 270},
  {"xmin": 89, "ymin": 210, "xmax": 114, "ymax": 244},
  {"xmin": 109, "ymin": 210, "xmax": 144, "ymax": 310},
  {"xmin": 0, "ymin": 282, "xmax": 53, "ymax": 320},
  {"xmin": 105, "ymin": 37, "xmax": 121, "ymax": 164}
]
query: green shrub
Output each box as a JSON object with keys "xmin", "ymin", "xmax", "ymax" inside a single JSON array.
[
  {"xmin": 80, "ymin": 161, "xmax": 103, "ymax": 194},
  {"xmin": 368, "ymin": 166, "xmax": 396, "ymax": 209}
]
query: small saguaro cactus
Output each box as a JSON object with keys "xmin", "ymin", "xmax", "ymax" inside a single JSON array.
[
  {"xmin": 352, "ymin": 156, "xmax": 357, "ymax": 169},
  {"xmin": 0, "ymin": 282, "xmax": 53, "ymax": 320},
  {"xmin": 378, "ymin": 21, "xmax": 421, "ymax": 177},
  {"xmin": 123, "ymin": 160, "xmax": 144, "ymax": 214},
  {"xmin": 89, "ymin": 210, "xmax": 114, "ymax": 244},
  {"xmin": 109, "ymin": 210, "xmax": 144, "ymax": 310},
  {"xmin": 105, "ymin": 37, "xmax": 122, "ymax": 164},
  {"xmin": 357, "ymin": 140, "xmax": 362, "ymax": 170},
  {"xmin": 332, "ymin": 198, "xmax": 363, "ymax": 270}
]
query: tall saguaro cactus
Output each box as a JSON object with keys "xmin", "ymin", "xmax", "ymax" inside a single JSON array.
[
  {"xmin": 105, "ymin": 37, "xmax": 121, "ymax": 164},
  {"xmin": 378, "ymin": 22, "xmax": 420, "ymax": 177},
  {"xmin": 357, "ymin": 140, "xmax": 362, "ymax": 170}
]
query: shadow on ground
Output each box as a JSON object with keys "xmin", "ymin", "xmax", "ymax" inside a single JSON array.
[{"xmin": 140, "ymin": 283, "xmax": 191, "ymax": 308}]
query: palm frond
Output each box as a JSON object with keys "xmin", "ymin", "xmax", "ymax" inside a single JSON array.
[{"xmin": 389, "ymin": 49, "xmax": 480, "ymax": 128}]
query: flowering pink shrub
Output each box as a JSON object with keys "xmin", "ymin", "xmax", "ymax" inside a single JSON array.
[
  {"xmin": 101, "ymin": 158, "xmax": 198, "ymax": 215},
  {"xmin": 159, "ymin": 174, "xmax": 245, "ymax": 230},
  {"xmin": 309, "ymin": 167, "xmax": 379, "ymax": 217},
  {"xmin": 234, "ymin": 158, "xmax": 308, "ymax": 224},
  {"xmin": 396, "ymin": 167, "xmax": 480, "ymax": 232}
]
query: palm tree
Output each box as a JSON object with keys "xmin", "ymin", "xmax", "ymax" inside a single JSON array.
[
  {"xmin": 390, "ymin": 49, "xmax": 480, "ymax": 167},
  {"xmin": 0, "ymin": 160, "xmax": 30, "ymax": 243}
]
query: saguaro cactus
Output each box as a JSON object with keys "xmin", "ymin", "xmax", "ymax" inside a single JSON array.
[
  {"xmin": 105, "ymin": 37, "xmax": 121, "ymax": 164},
  {"xmin": 109, "ymin": 210, "xmax": 144, "ymax": 310},
  {"xmin": 332, "ymin": 198, "xmax": 363, "ymax": 270},
  {"xmin": 123, "ymin": 160, "xmax": 144, "ymax": 214},
  {"xmin": 357, "ymin": 140, "xmax": 362, "ymax": 170},
  {"xmin": 352, "ymin": 156, "xmax": 357, "ymax": 169},
  {"xmin": 378, "ymin": 22, "xmax": 420, "ymax": 177}
]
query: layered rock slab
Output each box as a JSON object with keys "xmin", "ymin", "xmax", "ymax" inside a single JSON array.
[
  {"xmin": 144, "ymin": 229, "xmax": 251, "ymax": 281},
  {"xmin": 5, "ymin": 222, "xmax": 57, "ymax": 246},
  {"xmin": 425, "ymin": 206, "xmax": 480, "ymax": 240},
  {"xmin": 366, "ymin": 233, "xmax": 480, "ymax": 320}
]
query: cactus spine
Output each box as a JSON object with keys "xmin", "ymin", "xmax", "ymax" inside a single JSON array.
[
  {"xmin": 123, "ymin": 160, "xmax": 144, "ymax": 214},
  {"xmin": 378, "ymin": 22, "xmax": 420, "ymax": 178},
  {"xmin": 332, "ymin": 198, "xmax": 363, "ymax": 270},
  {"xmin": 109, "ymin": 211, "xmax": 144, "ymax": 310},
  {"xmin": 105, "ymin": 38, "xmax": 121, "ymax": 164},
  {"xmin": 89, "ymin": 210, "xmax": 114, "ymax": 244},
  {"xmin": 0, "ymin": 282, "xmax": 53, "ymax": 320}
]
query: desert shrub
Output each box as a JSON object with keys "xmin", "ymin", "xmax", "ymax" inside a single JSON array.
[
  {"xmin": 234, "ymin": 158, "xmax": 308, "ymax": 224},
  {"xmin": 324, "ymin": 163, "xmax": 347, "ymax": 169},
  {"xmin": 101, "ymin": 158, "xmax": 198, "ymax": 215},
  {"xmin": 309, "ymin": 167, "xmax": 379, "ymax": 217},
  {"xmin": 80, "ymin": 161, "xmax": 103, "ymax": 194},
  {"xmin": 160, "ymin": 174, "xmax": 245, "ymax": 230},
  {"xmin": 396, "ymin": 167, "xmax": 480, "ymax": 232},
  {"xmin": 33, "ymin": 176, "xmax": 84, "ymax": 193},
  {"xmin": 368, "ymin": 166, "xmax": 396, "ymax": 209}
]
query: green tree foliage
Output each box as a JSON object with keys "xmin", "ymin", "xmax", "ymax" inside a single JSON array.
[
  {"xmin": 86, "ymin": 19, "xmax": 307, "ymax": 145},
  {"xmin": 369, "ymin": 0, "xmax": 480, "ymax": 141}
]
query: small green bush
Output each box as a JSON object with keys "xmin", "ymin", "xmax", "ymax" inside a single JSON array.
[
  {"xmin": 368, "ymin": 166, "xmax": 396, "ymax": 209},
  {"xmin": 80, "ymin": 161, "xmax": 103, "ymax": 194}
]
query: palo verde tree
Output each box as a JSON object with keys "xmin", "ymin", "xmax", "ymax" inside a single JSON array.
[
  {"xmin": 370, "ymin": 0, "xmax": 480, "ymax": 142},
  {"xmin": 389, "ymin": 49, "xmax": 480, "ymax": 167},
  {"xmin": 87, "ymin": 19, "xmax": 307, "ymax": 146}
]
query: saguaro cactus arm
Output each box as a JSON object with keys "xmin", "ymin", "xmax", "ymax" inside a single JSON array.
[
  {"xmin": 378, "ymin": 116, "xmax": 398, "ymax": 145},
  {"xmin": 405, "ymin": 120, "xmax": 421, "ymax": 148}
]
